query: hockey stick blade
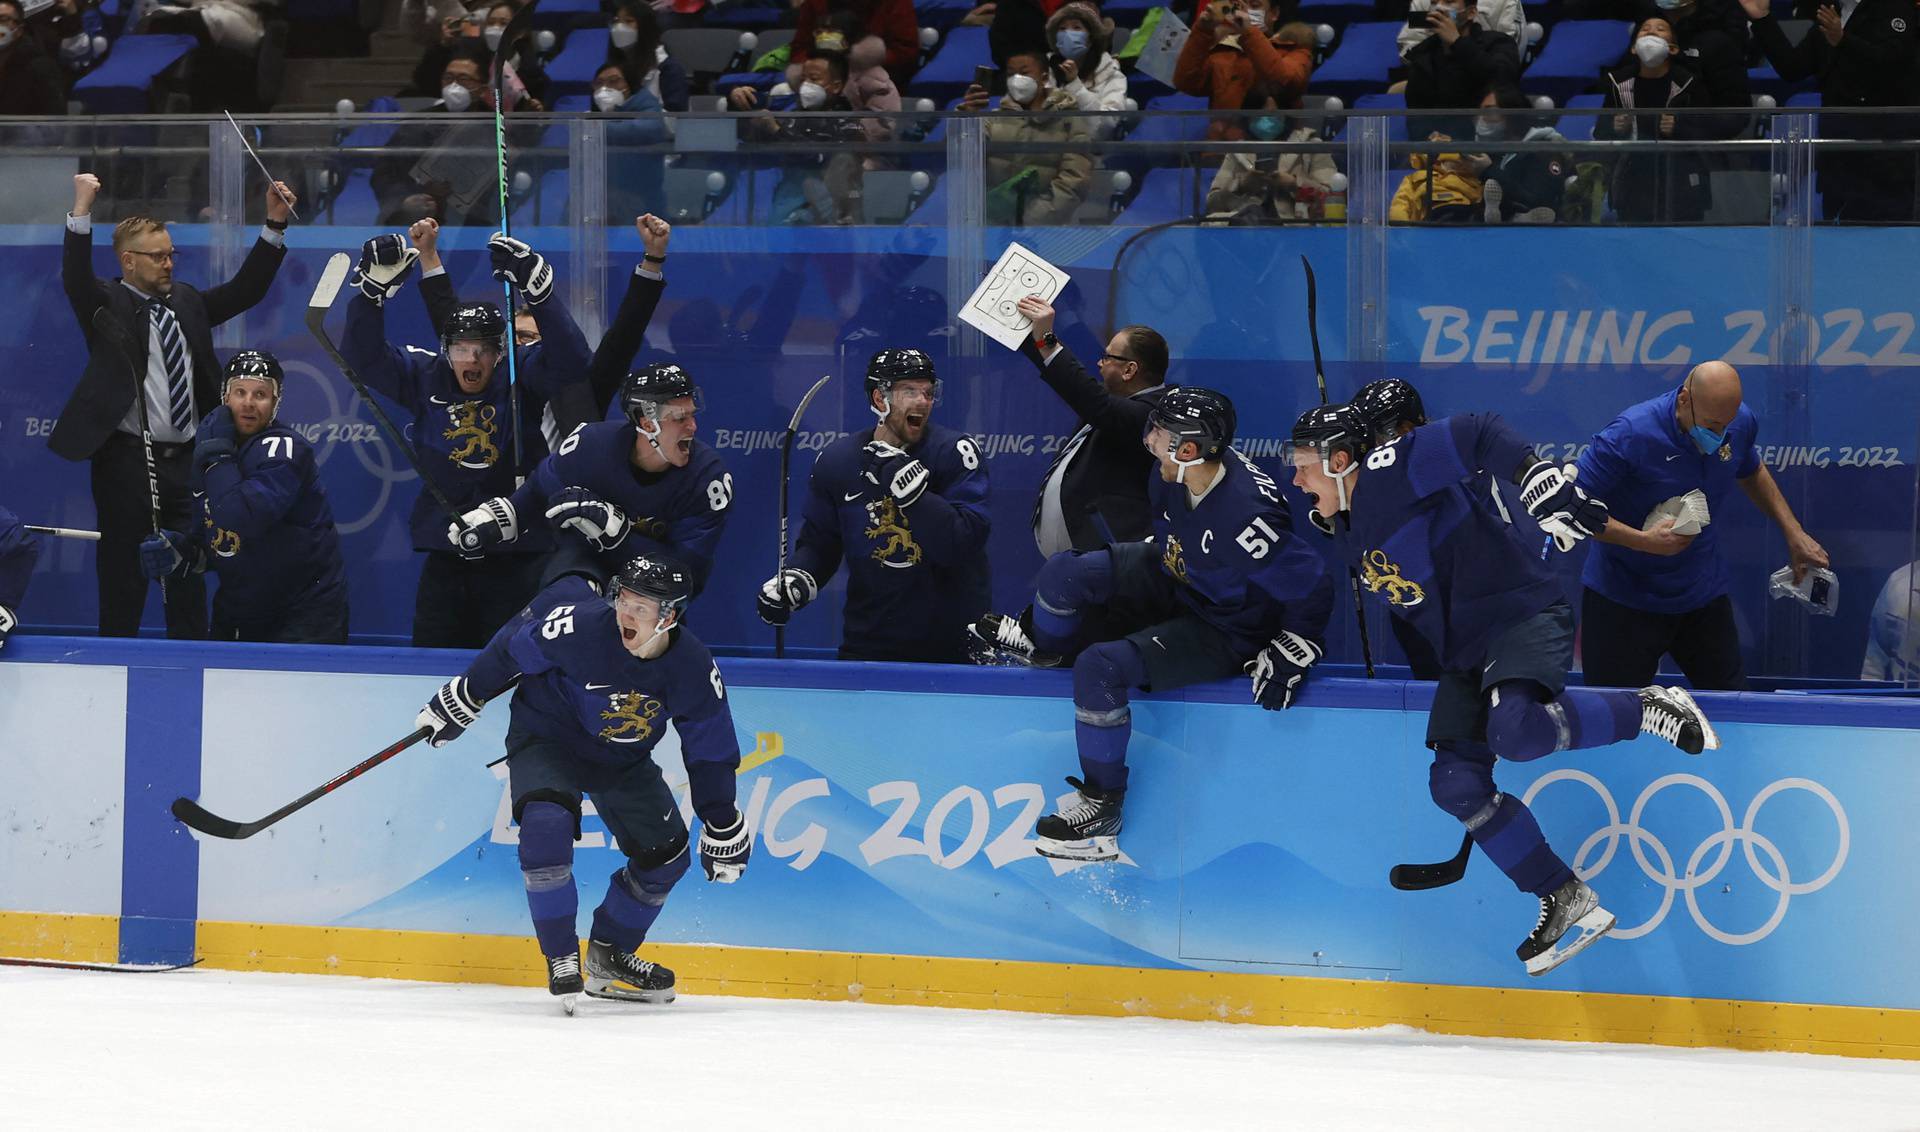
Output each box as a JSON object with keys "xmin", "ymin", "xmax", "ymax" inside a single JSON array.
[
  {"xmin": 171, "ymin": 723, "xmax": 438, "ymax": 840},
  {"xmin": 1389, "ymin": 831, "xmax": 1474, "ymax": 891},
  {"xmin": 25, "ymin": 525, "xmax": 100, "ymax": 540},
  {"xmin": 308, "ymin": 250, "xmax": 351, "ymax": 318},
  {"xmin": 170, "ymin": 795, "xmax": 254, "ymax": 840},
  {"xmin": 0, "ymin": 955, "xmax": 203, "ymax": 974},
  {"xmin": 785, "ymin": 373, "xmax": 832, "ymax": 433}
]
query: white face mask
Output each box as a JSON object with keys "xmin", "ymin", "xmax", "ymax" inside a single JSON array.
[
  {"xmin": 1005, "ymin": 72, "xmax": 1039, "ymax": 105},
  {"xmin": 441, "ymin": 83, "xmax": 473, "ymax": 112},
  {"xmin": 1244, "ymin": 8, "xmax": 1266, "ymax": 27},
  {"xmin": 1475, "ymin": 116, "xmax": 1503, "ymax": 140},
  {"xmin": 0, "ymin": 27, "xmax": 17, "ymax": 50},
  {"xmin": 798, "ymin": 80, "xmax": 828, "ymax": 109},
  {"xmin": 593, "ymin": 86, "xmax": 625, "ymax": 112},
  {"xmin": 483, "ymin": 25, "xmax": 504, "ymax": 51},
  {"xmin": 609, "ymin": 23, "xmax": 638, "ymax": 49},
  {"xmin": 1633, "ymin": 35, "xmax": 1671, "ymax": 65}
]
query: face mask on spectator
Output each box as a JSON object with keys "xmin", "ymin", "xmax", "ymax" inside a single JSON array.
[
  {"xmin": 1055, "ymin": 29, "xmax": 1089, "ymax": 59},
  {"xmin": 610, "ymin": 22, "xmax": 639, "ymax": 49},
  {"xmin": 483, "ymin": 25, "xmax": 504, "ymax": 51},
  {"xmin": 1244, "ymin": 8, "xmax": 1267, "ymax": 28},
  {"xmin": 1653, "ymin": 0, "xmax": 1686, "ymax": 9},
  {"xmin": 1633, "ymin": 35, "xmax": 1670, "ymax": 65},
  {"xmin": 1249, "ymin": 115, "xmax": 1284, "ymax": 140},
  {"xmin": 798, "ymin": 80, "xmax": 828, "ymax": 109},
  {"xmin": 594, "ymin": 86, "xmax": 625, "ymax": 112},
  {"xmin": 1005, "ymin": 73, "xmax": 1039, "ymax": 105},
  {"xmin": 1436, "ymin": 3, "xmax": 1467, "ymax": 25},
  {"xmin": 0, "ymin": 26, "xmax": 16, "ymax": 50},
  {"xmin": 1475, "ymin": 116, "xmax": 1503, "ymax": 140},
  {"xmin": 442, "ymin": 83, "xmax": 474, "ymax": 112}
]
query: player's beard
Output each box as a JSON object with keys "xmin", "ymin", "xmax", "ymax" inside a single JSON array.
[{"xmin": 880, "ymin": 406, "xmax": 927, "ymax": 447}]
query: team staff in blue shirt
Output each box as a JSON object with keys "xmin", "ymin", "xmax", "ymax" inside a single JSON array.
[{"xmin": 1575, "ymin": 360, "xmax": 1828, "ymax": 689}]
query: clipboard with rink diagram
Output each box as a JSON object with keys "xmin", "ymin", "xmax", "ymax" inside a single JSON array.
[{"xmin": 959, "ymin": 243, "xmax": 1072, "ymax": 350}]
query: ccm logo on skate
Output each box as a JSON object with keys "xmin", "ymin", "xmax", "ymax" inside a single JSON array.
[{"xmin": 1521, "ymin": 771, "xmax": 1848, "ymax": 946}]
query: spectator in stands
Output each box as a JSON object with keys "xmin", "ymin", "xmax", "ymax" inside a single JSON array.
[
  {"xmin": 1654, "ymin": 0, "xmax": 1753, "ymax": 132},
  {"xmin": 791, "ymin": 0, "xmax": 919, "ymax": 86},
  {"xmin": 730, "ymin": 53, "xmax": 868, "ymax": 224},
  {"xmin": 608, "ymin": 3, "xmax": 689, "ymax": 112},
  {"xmin": 0, "ymin": 0, "xmax": 69, "ymax": 115},
  {"xmin": 404, "ymin": 4, "xmax": 478, "ymax": 98},
  {"xmin": 1403, "ymin": 0, "xmax": 1521, "ymax": 144},
  {"xmin": 1173, "ymin": 0, "xmax": 1313, "ymax": 142},
  {"xmin": 483, "ymin": 1, "xmax": 547, "ymax": 106},
  {"xmin": 134, "ymin": 0, "xmax": 274, "ymax": 110},
  {"xmin": 844, "ymin": 32, "xmax": 902, "ymax": 160},
  {"xmin": 961, "ymin": 49, "xmax": 1092, "ymax": 225},
  {"xmin": 1479, "ymin": 85, "xmax": 1567, "ymax": 223},
  {"xmin": 1737, "ymin": 0, "xmax": 1918, "ymax": 221},
  {"xmin": 1204, "ymin": 91, "xmax": 1340, "ymax": 222},
  {"xmin": 1399, "ymin": 0, "xmax": 1526, "ymax": 63},
  {"xmin": 594, "ymin": 60, "xmax": 669, "ymax": 223},
  {"xmin": 1596, "ymin": 18, "xmax": 1713, "ymax": 223},
  {"xmin": 1047, "ymin": 2, "xmax": 1127, "ymax": 139},
  {"xmin": 27, "ymin": 0, "xmax": 102, "ymax": 79},
  {"xmin": 375, "ymin": 42, "xmax": 533, "ymax": 226},
  {"xmin": 1390, "ymin": 136, "xmax": 1484, "ymax": 222}
]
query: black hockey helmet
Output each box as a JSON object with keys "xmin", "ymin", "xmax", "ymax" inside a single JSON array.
[
  {"xmin": 1285, "ymin": 402, "xmax": 1372, "ymax": 469},
  {"xmin": 865, "ymin": 348, "xmax": 940, "ymax": 407},
  {"xmin": 1351, "ymin": 378, "xmax": 1427, "ymax": 445},
  {"xmin": 222, "ymin": 349, "xmax": 283, "ymax": 395},
  {"xmin": 620, "ymin": 362, "xmax": 702, "ymax": 427},
  {"xmin": 441, "ymin": 302, "xmax": 507, "ymax": 355},
  {"xmin": 1146, "ymin": 386, "xmax": 1236, "ymax": 462},
  {"xmin": 611, "ymin": 551, "xmax": 695, "ymax": 619}
]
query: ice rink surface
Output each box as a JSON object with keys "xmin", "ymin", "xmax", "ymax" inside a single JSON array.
[{"xmin": 4, "ymin": 967, "xmax": 1919, "ymax": 1130}]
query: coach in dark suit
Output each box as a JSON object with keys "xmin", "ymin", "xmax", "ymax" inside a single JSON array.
[
  {"xmin": 1015, "ymin": 297, "xmax": 1171, "ymax": 556},
  {"xmin": 54, "ymin": 172, "xmax": 296, "ymax": 638}
]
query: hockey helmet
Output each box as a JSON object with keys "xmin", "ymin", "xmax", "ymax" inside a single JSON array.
[
  {"xmin": 1146, "ymin": 386, "xmax": 1236, "ymax": 463},
  {"xmin": 440, "ymin": 302, "xmax": 508, "ymax": 357},
  {"xmin": 865, "ymin": 348, "xmax": 940, "ymax": 410},
  {"xmin": 1351, "ymin": 378, "xmax": 1427, "ymax": 446},
  {"xmin": 619, "ymin": 362, "xmax": 702, "ymax": 428},
  {"xmin": 611, "ymin": 552, "xmax": 695, "ymax": 620},
  {"xmin": 1285, "ymin": 403, "xmax": 1372, "ymax": 469},
  {"xmin": 222, "ymin": 349, "xmax": 283, "ymax": 397}
]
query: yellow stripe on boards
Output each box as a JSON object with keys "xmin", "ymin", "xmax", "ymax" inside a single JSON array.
[
  {"xmin": 184, "ymin": 919, "xmax": 1920, "ymax": 1061},
  {"xmin": 0, "ymin": 911, "xmax": 120, "ymax": 964}
]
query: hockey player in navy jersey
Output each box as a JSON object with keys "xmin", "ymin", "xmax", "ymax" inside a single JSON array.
[
  {"xmin": 452, "ymin": 363, "xmax": 733, "ymax": 591},
  {"xmin": 340, "ymin": 231, "xmax": 591, "ymax": 648},
  {"xmin": 757, "ymin": 348, "xmax": 991, "ymax": 663},
  {"xmin": 414, "ymin": 553, "xmax": 750, "ymax": 1012},
  {"xmin": 1286, "ymin": 403, "xmax": 1720, "ymax": 975},
  {"xmin": 972, "ymin": 387, "xmax": 1333, "ymax": 861},
  {"xmin": 137, "ymin": 352, "xmax": 348, "ymax": 643},
  {"xmin": 0, "ymin": 506, "xmax": 42, "ymax": 651}
]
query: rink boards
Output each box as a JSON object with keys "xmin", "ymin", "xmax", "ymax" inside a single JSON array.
[{"xmin": 2, "ymin": 637, "xmax": 1917, "ymax": 1058}]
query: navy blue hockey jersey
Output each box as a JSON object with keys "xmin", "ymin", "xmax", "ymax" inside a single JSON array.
[
  {"xmin": 508, "ymin": 422, "xmax": 733, "ymax": 581},
  {"xmin": 465, "ymin": 577, "xmax": 741, "ymax": 825},
  {"xmin": 791, "ymin": 425, "xmax": 991, "ymax": 663},
  {"xmin": 1147, "ymin": 449, "xmax": 1332, "ymax": 650},
  {"xmin": 191, "ymin": 421, "xmax": 346, "ymax": 621},
  {"xmin": 0, "ymin": 506, "xmax": 41, "ymax": 615},
  {"xmin": 339, "ymin": 290, "xmax": 590, "ymax": 552},
  {"xmin": 1344, "ymin": 414, "xmax": 1564, "ymax": 672}
]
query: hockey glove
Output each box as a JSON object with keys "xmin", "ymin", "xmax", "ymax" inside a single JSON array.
[
  {"xmin": 756, "ymin": 568, "xmax": 818, "ymax": 626},
  {"xmin": 545, "ymin": 488, "xmax": 631, "ymax": 552},
  {"xmin": 488, "ymin": 233, "xmax": 553, "ymax": 306},
  {"xmin": 0, "ymin": 605, "xmax": 14, "ymax": 650},
  {"xmin": 193, "ymin": 407, "xmax": 238, "ymax": 469},
  {"xmin": 353, "ymin": 233, "xmax": 419, "ymax": 306},
  {"xmin": 699, "ymin": 809, "xmax": 752, "ymax": 883},
  {"xmin": 1306, "ymin": 507, "xmax": 1336, "ymax": 538},
  {"xmin": 446, "ymin": 497, "xmax": 519, "ymax": 558},
  {"xmin": 861, "ymin": 441, "xmax": 929, "ymax": 508},
  {"xmin": 1519, "ymin": 460, "xmax": 1609, "ymax": 553},
  {"xmin": 138, "ymin": 529, "xmax": 203, "ymax": 580},
  {"xmin": 416, "ymin": 676, "xmax": 485, "ymax": 748},
  {"xmin": 1247, "ymin": 630, "xmax": 1322, "ymax": 711}
]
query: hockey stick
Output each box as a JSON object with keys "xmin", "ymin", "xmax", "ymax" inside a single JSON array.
[
  {"xmin": 1301, "ymin": 256, "xmax": 1373, "ymax": 679},
  {"xmin": 1389, "ymin": 831, "xmax": 1474, "ymax": 891},
  {"xmin": 0, "ymin": 955, "xmax": 202, "ymax": 974},
  {"xmin": 491, "ymin": 0, "xmax": 540, "ymax": 485},
  {"xmin": 170, "ymin": 674, "xmax": 520, "ymax": 840},
  {"xmin": 222, "ymin": 111, "xmax": 299, "ymax": 220},
  {"xmin": 306, "ymin": 252, "xmax": 463, "ymax": 522},
  {"xmin": 25, "ymin": 525, "xmax": 101, "ymax": 541},
  {"xmin": 91, "ymin": 307, "xmax": 168, "ymax": 604},
  {"xmin": 775, "ymin": 374, "xmax": 832, "ymax": 658}
]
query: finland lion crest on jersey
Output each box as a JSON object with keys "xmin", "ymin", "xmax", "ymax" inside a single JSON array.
[
  {"xmin": 865, "ymin": 498, "xmax": 923, "ymax": 569},
  {"xmin": 1361, "ymin": 549, "xmax": 1424, "ymax": 607},
  {"xmin": 202, "ymin": 510, "xmax": 241, "ymax": 558},
  {"xmin": 598, "ymin": 692, "xmax": 663, "ymax": 744},
  {"xmin": 1161, "ymin": 534, "xmax": 1190, "ymax": 585},
  {"xmin": 442, "ymin": 401, "xmax": 499, "ymax": 469}
]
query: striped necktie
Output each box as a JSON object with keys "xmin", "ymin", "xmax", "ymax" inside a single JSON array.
[
  {"xmin": 149, "ymin": 300, "xmax": 194, "ymax": 433},
  {"xmin": 1030, "ymin": 423, "xmax": 1093, "ymax": 533}
]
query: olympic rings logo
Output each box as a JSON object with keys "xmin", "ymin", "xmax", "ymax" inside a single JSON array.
[{"xmin": 1519, "ymin": 771, "xmax": 1849, "ymax": 946}]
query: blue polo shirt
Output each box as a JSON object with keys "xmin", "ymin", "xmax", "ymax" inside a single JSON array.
[{"xmin": 1575, "ymin": 387, "xmax": 1760, "ymax": 614}]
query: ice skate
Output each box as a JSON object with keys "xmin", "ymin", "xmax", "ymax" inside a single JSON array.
[
  {"xmin": 968, "ymin": 610, "xmax": 1063, "ymax": 668},
  {"xmin": 546, "ymin": 950, "xmax": 583, "ymax": 1015},
  {"xmin": 1517, "ymin": 877, "xmax": 1615, "ymax": 976},
  {"xmin": 584, "ymin": 939, "xmax": 676, "ymax": 1004},
  {"xmin": 1637, "ymin": 685, "xmax": 1719, "ymax": 754},
  {"xmin": 1034, "ymin": 776, "xmax": 1124, "ymax": 861}
]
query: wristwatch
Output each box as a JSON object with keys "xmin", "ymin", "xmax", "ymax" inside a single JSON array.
[{"xmin": 1037, "ymin": 330, "xmax": 1059, "ymax": 349}]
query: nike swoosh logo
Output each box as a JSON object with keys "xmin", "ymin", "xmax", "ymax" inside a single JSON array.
[
  {"xmin": 1666, "ymin": 454, "xmax": 1682, "ymax": 461},
  {"xmin": 1152, "ymin": 636, "xmax": 1166, "ymax": 649},
  {"xmin": 429, "ymin": 395, "xmax": 452, "ymax": 405},
  {"xmin": 586, "ymin": 683, "xmax": 613, "ymax": 690},
  {"xmin": 843, "ymin": 491, "xmax": 863, "ymax": 502}
]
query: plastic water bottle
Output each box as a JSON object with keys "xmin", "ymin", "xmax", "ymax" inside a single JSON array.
[{"xmin": 1322, "ymin": 172, "xmax": 1348, "ymax": 223}]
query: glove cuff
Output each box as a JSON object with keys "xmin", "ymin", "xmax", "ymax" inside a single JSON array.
[
  {"xmin": 1274, "ymin": 630, "xmax": 1323, "ymax": 667},
  {"xmin": 0, "ymin": 605, "xmax": 16, "ymax": 635}
]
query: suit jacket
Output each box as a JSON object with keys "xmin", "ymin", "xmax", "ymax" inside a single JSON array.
[
  {"xmin": 1021, "ymin": 339, "xmax": 1171, "ymax": 549},
  {"xmin": 53, "ymin": 226, "xmax": 288, "ymax": 462}
]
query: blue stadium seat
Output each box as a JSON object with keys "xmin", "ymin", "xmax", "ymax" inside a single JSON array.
[
  {"xmin": 1298, "ymin": 0, "xmax": 1374, "ymax": 27},
  {"xmin": 550, "ymin": 94, "xmax": 590, "ymax": 113},
  {"xmin": 1786, "ymin": 91, "xmax": 1821, "ymax": 108},
  {"xmin": 1352, "ymin": 91, "xmax": 1409, "ymax": 146},
  {"xmin": 1556, "ymin": 92, "xmax": 1603, "ymax": 142},
  {"xmin": 1310, "ymin": 22, "xmax": 1402, "ymax": 102},
  {"xmin": 530, "ymin": 0, "xmax": 602, "ymax": 31},
  {"xmin": 1126, "ymin": 68, "xmax": 1174, "ymax": 101},
  {"xmin": 910, "ymin": 26, "xmax": 990, "ymax": 101},
  {"xmin": 328, "ymin": 169, "xmax": 382, "ymax": 226},
  {"xmin": 1099, "ymin": 0, "xmax": 1158, "ymax": 22},
  {"xmin": 1128, "ymin": 92, "xmax": 1208, "ymax": 143},
  {"xmin": 72, "ymin": 34, "xmax": 195, "ymax": 114},
  {"xmin": 546, "ymin": 28, "xmax": 610, "ymax": 101},
  {"xmin": 1523, "ymin": 20, "xmax": 1629, "ymax": 105},
  {"xmin": 704, "ymin": 4, "xmax": 787, "ymax": 30},
  {"xmin": 1118, "ymin": 167, "xmax": 1202, "ymax": 224},
  {"xmin": 918, "ymin": 0, "xmax": 984, "ymax": 31}
]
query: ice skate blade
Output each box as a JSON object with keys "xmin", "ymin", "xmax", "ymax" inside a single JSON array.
[
  {"xmin": 1524, "ymin": 905, "xmax": 1616, "ymax": 977},
  {"xmin": 1668, "ymin": 686, "xmax": 1720, "ymax": 752},
  {"xmin": 560, "ymin": 993, "xmax": 578, "ymax": 1016},
  {"xmin": 584, "ymin": 978, "xmax": 676, "ymax": 1004},
  {"xmin": 1035, "ymin": 834, "xmax": 1119, "ymax": 862}
]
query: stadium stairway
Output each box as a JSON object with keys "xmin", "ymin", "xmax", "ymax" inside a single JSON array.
[{"xmin": 278, "ymin": 0, "xmax": 425, "ymax": 114}]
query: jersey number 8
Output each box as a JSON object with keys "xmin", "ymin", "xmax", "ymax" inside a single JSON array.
[{"xmin": 707, "ymin": 473, "xmax": 735, "ymax": 512}]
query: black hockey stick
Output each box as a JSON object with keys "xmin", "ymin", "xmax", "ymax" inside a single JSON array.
[
  {"xmin": 25, "ymin": 525, "xmax": 100, "ymax": 540},
  {"xmin": 775, "ymin": 374, "xmax": 832, "ymax": 658},
  {"xmin": 1301, "ymin": 256, "xmax": 1373, "ymax": 680},
  {"xmin": 306, "ymin": 252, "xmax": 462, "ymax": 522},
  {"xmin": 0, "ymin": 955, "xmax": 202, "ymax": 974},
  {"xmin": 91, "ymin": 307, "xmax": 169, "ymax": 604},
  {"xmin": 491, "ymin": 0, "xmax": 541, "ymax": 484},
  {"xmin": 1389, "ymin": 831, "xmax": 1474, "ymax": 891}
]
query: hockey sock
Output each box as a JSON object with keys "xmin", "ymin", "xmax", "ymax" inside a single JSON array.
[
  {"xmin": 517, "ymin": 800, "xmax": 580, "ymax": 959},
  {"xmin": 1033, "ymin": 549, "xmax": 1114, "ymax": 653},
  {"xmin": 1072, "ymin": 639, "xmax": 1144, "ymax": 794},
  {"xmin": 1484, "ymin": 680, "xmax": 1640, "ymax": 762},
  {"xmin": 1466, "ymin": 792, "xmax": 1574, "ymax": 898},
  {"xmin": 589, "ymin": 847, "xmax": 690, "ymax": 952}
]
